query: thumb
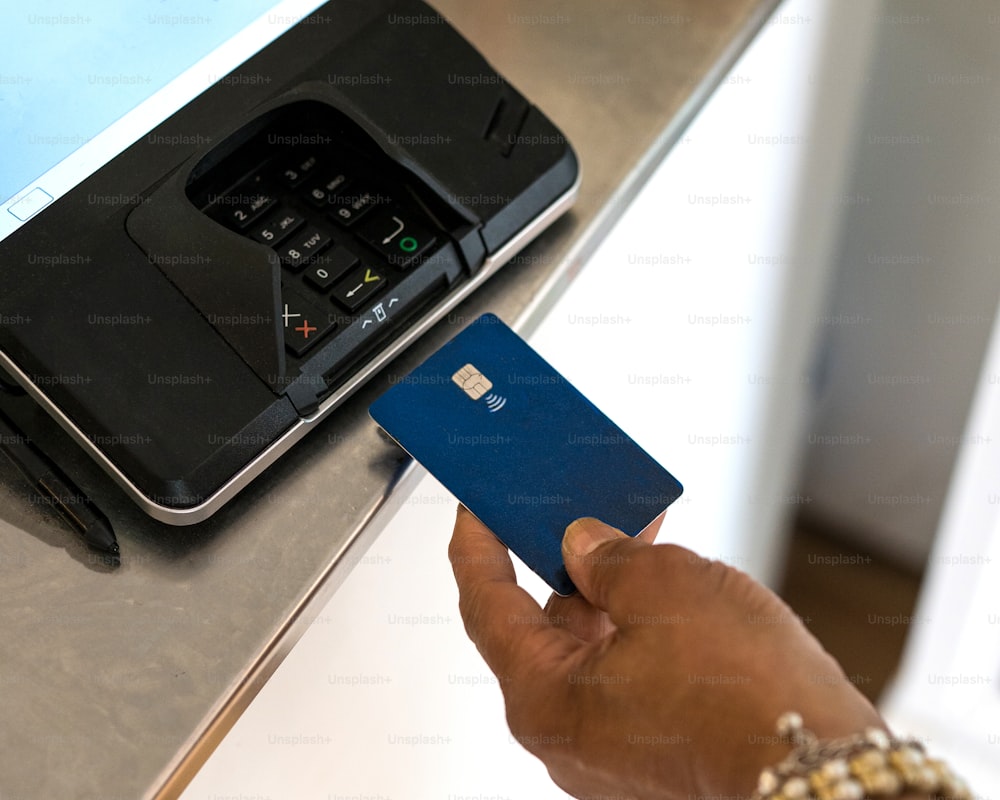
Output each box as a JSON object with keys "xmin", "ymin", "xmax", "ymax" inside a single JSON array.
[{"xmin": 561, "ymin": 517, "xmax": 650, "ymax": 612}]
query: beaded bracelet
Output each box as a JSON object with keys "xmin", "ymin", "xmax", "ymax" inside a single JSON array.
[{"xmin": 751, "ymin": 712, "xmax": 973, "ymax": 800}]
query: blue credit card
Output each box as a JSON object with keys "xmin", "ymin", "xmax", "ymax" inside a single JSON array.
[{"xmin": 369, "ymin": 313, "xmax": 683, "ymax": 595}]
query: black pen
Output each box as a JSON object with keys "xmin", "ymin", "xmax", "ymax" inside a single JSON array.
[{"xmin": 0, "ymin": 409, "xmax": 119, "ymax": 560}]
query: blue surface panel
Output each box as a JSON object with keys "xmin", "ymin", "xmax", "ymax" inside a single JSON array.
[{"xmin": 1, "ymin": 0, "xmax": 282, "ymax": 203}]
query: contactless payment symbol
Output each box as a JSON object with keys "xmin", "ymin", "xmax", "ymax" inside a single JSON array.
[
  {"xmin": 452, "ymin": 364, "xmax": 506, "ymax": 412},
  {"xmin": 483, "ymin": 393, "xmax": 507, "ymax": 412}
]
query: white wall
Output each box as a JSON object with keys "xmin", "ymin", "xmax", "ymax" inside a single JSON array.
[
  {"xmin": 524, "ymin": 0, "xmax": 880, "ymax": 588},
  {"xmin": 880, "ymin": 309, "xmax": 1000, "ymax": 793},
  {"xmin": 799, "ymin": 0, "xmax": 1000, "ymax": 569}
]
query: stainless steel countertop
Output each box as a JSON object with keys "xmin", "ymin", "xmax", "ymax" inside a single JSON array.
[{"xmin": 0, "ymin": 1, "xmax": 779, "ymax": 797}]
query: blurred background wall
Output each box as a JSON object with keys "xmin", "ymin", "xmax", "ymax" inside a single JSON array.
[{"xmin": 798, "ymin": 0, "xmax": 1000, "ymax": 570}]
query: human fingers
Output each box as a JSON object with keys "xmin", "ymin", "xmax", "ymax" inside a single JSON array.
[
  {"xmin": 539, "ymin": 514, "xmax": 666, "ymax": 642},
  {"xmin": 560, "ymin": 516, "xmax": 675, "ymax": 622},
  {"xmin": 449, "ymin": 506, "xmax": 578, "ymax": 680},
  {"xmin": 542, "ymin": 590, "xmax": 616, "ymax": 643},
  {"xmin": 539, "ymin": 514, "xmax": 664, "ymax": 642}
]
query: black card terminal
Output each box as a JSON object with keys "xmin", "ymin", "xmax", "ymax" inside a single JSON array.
[{"xmin": 0, "ymin": 0, "xmax": 579, "ymax": 523}]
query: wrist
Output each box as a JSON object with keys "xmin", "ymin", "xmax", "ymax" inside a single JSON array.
[
  {"xmin": 720, "ymin": 681, "xmax": 883, "ymax": 794},
  {"xmin": 748, "ymin": 713, "xmax": 972, "ymax": 800}
]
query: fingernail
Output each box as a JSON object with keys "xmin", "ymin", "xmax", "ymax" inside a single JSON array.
[{"xmin": 563, "ymin": 517, "xmax": 623, "ymax": 557}]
